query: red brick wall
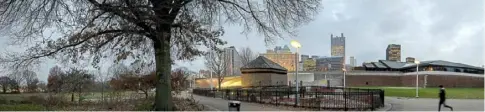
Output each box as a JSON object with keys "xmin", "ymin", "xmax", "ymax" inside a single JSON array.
[
  {"xmin": 346, "ymin": 75, "xmax": 401, "ymax": 87},
  {"xmin": 347, "ymin": 74, "xmax": 484, "ymax": 88},
  {"xmin": 422, "ymin": 75, "xmax": 483, "ymax": 88}
]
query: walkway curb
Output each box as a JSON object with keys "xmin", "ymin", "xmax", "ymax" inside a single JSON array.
[{"xmin": 377, "ymin": 103, "xmax": 393, "ymax": 111}]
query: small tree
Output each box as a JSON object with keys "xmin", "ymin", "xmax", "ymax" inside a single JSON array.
[
  {"xmin": 65, "ymin": 68, "xmax": 95, "ymax": 102},
  {"xmin": 8, "ymin": 71, "xmax": 24, "ymax": 92},
  {"xmin": 0, "ymin": 76, "xmax": 13, "ymax": 93},
  {"xmin": 47, "ymin": 66, "xmax": 66, "ymax": 93},
  {"xmin": 238, "ymin": 47, "xmax": 258, "ymax": 66},
  {"xmin": 204, "ymin": 50, "xmax": 227, "ymax": 90},
  {"xmin": 22, "ymin": 70, "xmax": 38, "ymax": 93}
]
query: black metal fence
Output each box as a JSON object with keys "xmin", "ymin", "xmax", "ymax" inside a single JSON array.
[{"xmin": 193, "ymin": 86, "xmax": 384, "ymax": 111}]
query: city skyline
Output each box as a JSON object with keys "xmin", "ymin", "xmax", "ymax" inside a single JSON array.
[{"xmin": 176, "ymin": 0, "xmax": 483, "ymax": 73}]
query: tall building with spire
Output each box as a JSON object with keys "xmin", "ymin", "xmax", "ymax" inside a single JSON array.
[{"xmin": 331, "ymin": 33, "xmax": 346, "ymax": 70}]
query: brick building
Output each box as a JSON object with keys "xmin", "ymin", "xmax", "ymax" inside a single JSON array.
[
  {"xmin": 261, "ymin": 46, "xmax": 297, "ymax": 72},
  {"xmin": 345, "ymin": 71, "xmax": 483, "ymax": 88}
]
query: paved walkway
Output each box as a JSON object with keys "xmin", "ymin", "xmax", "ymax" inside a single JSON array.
[
  {"xmin": 386, "ymin": 97, "xmax": 484, "ymax": 111},
  {"xmin": 177, "ymin": 91, "xmax": 285, "ymax": 111}
]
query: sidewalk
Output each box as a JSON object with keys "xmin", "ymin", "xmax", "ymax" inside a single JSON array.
[{"xmin": 191, "ymin": 94, "xmax": 286, "ymax": 111}]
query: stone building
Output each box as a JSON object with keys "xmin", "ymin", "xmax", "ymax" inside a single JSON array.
[{"xmin": 240, "ymin": 56, "xmax": 288, "ymax": 87}]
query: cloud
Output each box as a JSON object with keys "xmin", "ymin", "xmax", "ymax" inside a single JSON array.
[{"xmin": 187, "ymin": 0, "xmax": 484, "ymax": 71}]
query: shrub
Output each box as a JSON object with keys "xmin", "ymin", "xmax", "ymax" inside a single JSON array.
[
  {"xmin": 0, "ymin": 97, "xmax": 7, "ymax": 104},
  {"xmin": 133, "ymin": 101, "xmax": 153, "ymax": 111},
  {"xmin": 26, "ymin": 95, "xmax": 45, "ymax": 104},
  {"xmin": 0, "ymin": 104, "xmax": 46, "ymax": 111}
]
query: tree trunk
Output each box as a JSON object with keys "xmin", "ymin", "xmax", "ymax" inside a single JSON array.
[
  {"xmin": 71, "ymin": 92, "xmax": 74, "ymax": 102},
  {"xmin": 153, "ymin": 28, "xmax": 173, "ymax": 111},
  {"xmin": 218, "ymin": 79, "xmax": 222, "ymax": 90}
]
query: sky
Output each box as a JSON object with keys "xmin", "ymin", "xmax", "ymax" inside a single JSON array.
[{"xmin": 0, "ymin": 0, "xmax": 484, "ymax": 82}]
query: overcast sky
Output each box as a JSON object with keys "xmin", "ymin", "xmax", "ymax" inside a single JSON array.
[
  {"xmin": 177, "ymin": 0, "xmax": 485, "ymax": 72},
  {"xmin": 1, "ymin": 0, "xmax": 484, "ymax": 82}
]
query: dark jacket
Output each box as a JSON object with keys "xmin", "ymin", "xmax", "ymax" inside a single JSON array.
[{"xmin": 439, "ymin": 88, "xmax": 446, "ymax": 101}]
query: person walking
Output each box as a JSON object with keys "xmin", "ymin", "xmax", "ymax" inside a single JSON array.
[{"xmin": 438, "ymin": 85, "xmax": 453, "ymax": 111}]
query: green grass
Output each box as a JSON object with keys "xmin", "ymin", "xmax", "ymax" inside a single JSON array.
[{"xmin": 354, "ymin": 87, "xmax": 484, "ymax": 99}]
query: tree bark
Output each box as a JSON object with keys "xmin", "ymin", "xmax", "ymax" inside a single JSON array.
[{"xmin": 153, "ymin": 28, "xmax": 173, "ymax": 110}]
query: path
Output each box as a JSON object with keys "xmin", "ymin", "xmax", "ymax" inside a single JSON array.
[
  {"xmin": 176, "ymin": 90, "xmax": 286, "ymax": 111},
  {"xmin": 386, "ymin": 97, "xmax": 484, "ymax": 111}
]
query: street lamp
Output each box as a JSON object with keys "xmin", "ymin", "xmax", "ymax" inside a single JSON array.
[
  {"xmin": 343, "ymin": 68, "xmax": 347, "ymax": 88},
  {"xmin": 290, "ymin": 40, "xmax": 301, "ymax": 106},
  {"xmin": 415, "ymin": 60, "xmax": 420, "ymax": 98}
]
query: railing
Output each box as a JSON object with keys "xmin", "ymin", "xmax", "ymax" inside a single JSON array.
[{"xmin": 193, "ymin": 86, "xmax": 385, "ymax": 111}]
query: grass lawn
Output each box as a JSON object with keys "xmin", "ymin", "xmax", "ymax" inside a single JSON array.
[{"xmin": 354, "ymin": 87, "xmax": 484, "ymax": 99}]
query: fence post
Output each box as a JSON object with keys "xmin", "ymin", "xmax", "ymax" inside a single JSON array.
[
  {"xmin": 371, "ymin": 90, "xmax": 375, "ymax": 111},
  {"xmin": 276, "ymin": 89, "xmax": 279, "ymax": 106},
  {"xmin": 380, "ymin": 90, "xmax": 385, "ymax": 107},
  {"xmin": 344, "ymin": 91, "xmax": 348, "ymax": 111}
]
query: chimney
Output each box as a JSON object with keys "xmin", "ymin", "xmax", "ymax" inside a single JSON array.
[
  {"xmin": 331, "ymin": 34, "xmax": 333, "ymax": 38},
  {"xmin": 341, "ymin": 33, "xmax": 344, "ymax": 37}
]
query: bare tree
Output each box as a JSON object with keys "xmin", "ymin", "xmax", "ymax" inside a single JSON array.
[
  {"xmin": 0, "ymin": 0, "xmax": 321, "ymax": 110},
  {"xmin": 65, "ymin": 68, "xmax": 95, "ymax": 102},
  {"xmin": 238, "ymin": 47, "xmax": 257, "ymax": 66},
  {"xmin": 48, "ymin": 66, "xmax": 66, "ymax": 93},
  {"xmin": 22, "ymin": 70, "xmax": 38, "ymax": 92},
  {"xmin": 8, "ymin": 71, "xmax": 24, "ymax": 92},
  {"xmin": 204, "ymin": 50, "xmax": 227, "ymax": 90},
  {"xmin": 0, "ymin": 76, "xmax": 14, "ymax": 93}
]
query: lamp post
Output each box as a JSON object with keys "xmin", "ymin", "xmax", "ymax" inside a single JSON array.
[
  {"xmin": 209, "ymin": 47, "xmax": 213, "ymax": 91},
  {"xmin": 415, "ymin": 60, "xmax": 420, "ymax": 98},
  {"xmin": 343, "ymin": 68, "xmax": 347, "ymax": 88},
  {"xmin": 290, "ymin": 40, "xmax": 301, "ymax": 106}
]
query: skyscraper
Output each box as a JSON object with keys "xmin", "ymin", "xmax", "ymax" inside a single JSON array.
[
  {"xmin": 386, "ymin": 44, "xmax": 401, "ymax": 62},
  {"xmin": 331, "ymin": 33, "xmax": 346, "ymax": 70},
  {"xmin": 350, "ymin": 56, "xmax": 356, "ymax": 66},
  {"xmin": 406, "ymin": 57, "xmax": 415, "ymax": 63},
  {"xmin": 331, "ymin": 33, "xmax": 346, "ymax": 57},
  {"xmin": 301, "ymin": 55, "xmax": 310, "ymax": 62},
  {"xmin": 316, "ymin": 56, "xmax": 344, "ymax": 71},
  {"xmin": 223, "ymin": 46, "xmax": 242, "ymax": 75}
]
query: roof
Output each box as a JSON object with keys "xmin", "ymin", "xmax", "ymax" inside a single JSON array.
[
  {"xmin": 240, "ymin": 56, "xmax": 287, "ymax": 71},
  {"xmin": 401, "ymin": 60, "xmax": 484, "ymax": 70},
  {"xmin": 379, "ymin": 60, "xmax": 407, "ymax": 69},
  {"xmin": 372, "ymin": 62, "xmax": 387, "ymax": 68},
  {"xmin": 363, "ymin": 63, "xmax": 375, "ymax": 68}
]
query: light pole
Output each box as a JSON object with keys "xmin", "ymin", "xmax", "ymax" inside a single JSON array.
[
  {"xmin": 343, "ymin": 68, "xmax": 347, "ymax": 88},
  {"xmin": 290, "ymin": 40, "xmax": 301, "ymax": 106},
  {"xmin": 210, "ymin": 48, "xmax": 213, "ymax": 91},
  {"xmin": 415, "ymin": 60, "xmax": 420, "ymax": 98}
]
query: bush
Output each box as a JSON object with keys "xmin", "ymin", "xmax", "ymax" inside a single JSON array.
[
  {"xmin": 133, "ymin": 101, "xmax": 153, "ymax": 111},
  {"xmin": 0, "ymin": 97, "xmax": 7, "ymax": 104},
  {"xmin": 26, "ymin": 95, "xmax": 46, "ymax": 104},
  {"xmin": 0, "ymin": 104, "xmax": 46, "ymax": 111}
]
